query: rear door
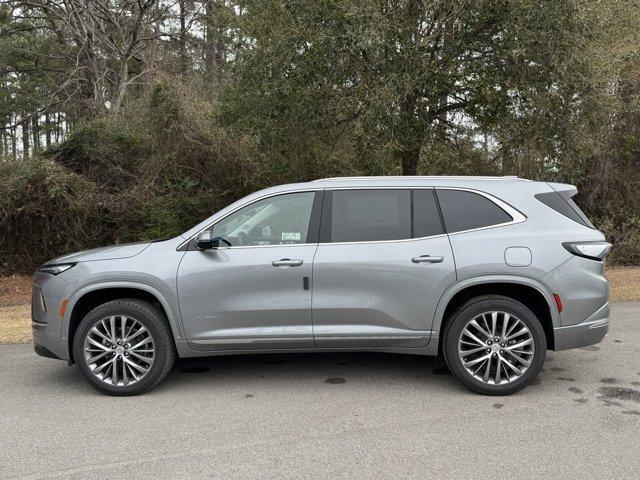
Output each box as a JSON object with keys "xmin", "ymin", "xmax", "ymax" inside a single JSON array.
[{"xmin": 311, "ymin": 188, "xmax": 456, "ymax": 348}]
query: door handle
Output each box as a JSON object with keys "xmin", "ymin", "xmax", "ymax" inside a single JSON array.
[
  {"xmin": 272, "ymin": 258, "xmax": 304, "ymax": 267},
  {"xmin": 411, "ymin": 255, "xmax": 444, "ymax": 264}
]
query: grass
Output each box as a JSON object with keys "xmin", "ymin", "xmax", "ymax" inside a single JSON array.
[
  {"xmin": 1, "ymin": 268, "xmax": 639, "ymax": 344},
  {"xmin": 0, "ymin": 304, "xmax": 32, "ymax": 344},
  {"xmin": 0, "ymin": 276, "xmax": 33, "ymax": 344},
  {"xmin": 606, "ymin": 267, "xmax": 640, "ymax": 302}
]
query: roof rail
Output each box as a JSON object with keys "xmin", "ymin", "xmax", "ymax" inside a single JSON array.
[{"xmin": 312, "ymin": 175, "xmax": 523, "ymax": 182}]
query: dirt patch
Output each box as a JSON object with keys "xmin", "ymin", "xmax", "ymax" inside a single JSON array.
[
  {"xmin": 607, "ymin": 267, "xmax": 640, "ymax": 302},
  {"xmin": 0, "ymin": 304, "xmax": 31, "ymax": 344},
  {"xmin": 0, "ymin": 275, "xmax": 32, "ymax": 307},
  {"xmin": 0, "ymin": 276, "xmax": 32, "ymax": 343}
]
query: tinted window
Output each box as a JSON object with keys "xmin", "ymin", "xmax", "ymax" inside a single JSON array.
[
  {"xmin": 413, "ymin": 189, "xmax": 445, "ymax": 237},
  {"xmin": 329, "ymin": 189, "xmax": 411, "ymax": 242},
  {"xmin": 211, "ymin": 192, "xmax": 316, "ymax": 246},
  {"xmin": 437, "ymin": 189, "xmax": 512, "ymax": 233},
  {"xmin": 535, "ymin": 191, "xmax": 594, "ymax": 228}
]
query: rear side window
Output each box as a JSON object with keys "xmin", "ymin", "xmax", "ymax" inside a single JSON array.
[
  {"xmin": 436, "ymin": 189, "xmax": 513, "ymax": 233},
  {"xmin": 534, "ymin": 191, "xmax": 595, "ymax": 228},
  {"xmin": 413, "ymin": 189, "xmax": 445, "ymax": 237},
  {"xmin": 327, "ymin": 189, "xmax": 411, "ymax": 242}
]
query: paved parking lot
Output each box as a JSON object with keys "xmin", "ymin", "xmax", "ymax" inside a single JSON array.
[{"xmin": 1, "ymin": 302, "xmax": 639, "ymax": 479}]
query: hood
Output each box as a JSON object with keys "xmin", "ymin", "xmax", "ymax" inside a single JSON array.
[{"xmin": 45, "ymin": 241, "xmax": 152, "ymax": 264}]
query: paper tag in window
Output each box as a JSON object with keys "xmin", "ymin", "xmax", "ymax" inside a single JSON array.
[{"xmin": 282, "ymin": 232, "xmax": 301, "ymax": 241}]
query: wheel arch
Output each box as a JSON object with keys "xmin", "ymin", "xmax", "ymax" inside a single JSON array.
[
  {"xmin": 432, "ymin": 275, "xmax": 559, "ymax": 355},
  {"xmin": 65, "ymin": 282, "xmax": 185, "ymax": 363}
]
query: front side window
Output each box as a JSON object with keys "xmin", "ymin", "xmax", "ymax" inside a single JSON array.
[
  {"xmin": 328, "ymin": 189, "xmax": 411, "ymax": 242},
  {"xmin": 210, "ymin": 191, "xmax": 316, "ymax": 246},
  {"xmin": 436, "ymin": 189, "xmax": 513, "ymax": 233}
]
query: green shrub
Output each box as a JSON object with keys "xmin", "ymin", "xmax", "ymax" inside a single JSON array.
[{"xmin": 0, "ymin": 81, "xmax": 268, "ymax": 274}]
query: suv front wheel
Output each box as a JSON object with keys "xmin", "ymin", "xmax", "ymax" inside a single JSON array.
[
  {"xmin": 443, "ymin": 295, "xmax": 546, "ymax": 395},
  {"xmin": 72, "ymin": 299, "xmax": 175, "ymax": 396}
]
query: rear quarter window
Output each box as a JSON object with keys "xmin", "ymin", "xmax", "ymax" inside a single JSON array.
[
  {"xmin": 436, "ymin": 189, "xmax": 513, "ymax": 233},
  {"xmin": 534, "ymin": 191, "xmax": 594, "ymax": 228}
]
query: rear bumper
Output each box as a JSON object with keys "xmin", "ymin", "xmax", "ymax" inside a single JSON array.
[{"xmin": 553, "ymin": 302, "xmax": 610, "ymax": 350}]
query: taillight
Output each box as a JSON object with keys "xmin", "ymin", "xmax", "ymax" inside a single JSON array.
[{"xmin": 562, "ymin": 241, "xmax": 612, "ymax": 261}]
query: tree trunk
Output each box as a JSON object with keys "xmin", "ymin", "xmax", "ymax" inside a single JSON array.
[
  {"xmin": 401, "ymin": 146, "xmax": 420, "ymax": 176},
  {"xmin": 32, "ymin": 115, "xmax": 41, "ymax": 151},
  {"xmin": 45, "ymin": 113, "xmax": 52, "ymax": 148},
  {"xmin": 204, "ymin": 0, "xmax": 224, "ymax": 84},
  {"xmin": 204, "ymin": 0, "xmax": 215, "ymax": 82},
  {"xmin": 113, "ymin": 61, "xmax": 129, "ymax": 113},
  {"xmin": 21, "ymin": 115, "xmax": 30, "ymax": 158},
  {"xmin": 397, "ymin": 89, "xmax": 420, "ymax": 175},
  {"xmin": 179, "ymin": 0, "xmax": 188, "ymax": 76},
  {"xmin": 11, "ymin": 124, "xmax": 17, "ymax": 158}
]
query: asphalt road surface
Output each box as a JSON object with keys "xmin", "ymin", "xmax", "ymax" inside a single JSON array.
[{"xmin": 1, "ymin": 302, "xmax": 640, "ymax": 479}]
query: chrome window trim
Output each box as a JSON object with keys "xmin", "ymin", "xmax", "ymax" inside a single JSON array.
[
  {"xmin": 177, "ymin": 185, "xmax": 527, "ymax": 250},
  {"xmin": 314, "ymin": 175, "xmax": 525, "ymax": 182},
  {"xmin": 316, "ymin": 233, "xmax": 448, "ymax": 247}
]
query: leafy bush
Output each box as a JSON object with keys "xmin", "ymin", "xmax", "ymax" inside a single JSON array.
[
  {"xmin": 0, "ymin": 159, "xmax": 106, "ymax": 272},
  {"xmin": 0, "ymin": 81, "xmax": 267, "ymax": 274}
]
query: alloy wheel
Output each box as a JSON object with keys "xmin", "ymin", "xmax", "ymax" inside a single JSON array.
[
  {"xmin": 83, "ymin": 315, "xmax": 155, "ymax": 387},
  {"xmin": 457, "ymin": 311, "xmax": 535, "ymax": 385}
]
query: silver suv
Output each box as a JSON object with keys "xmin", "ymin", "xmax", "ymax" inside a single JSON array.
[{"xmin": 32, "ymin": 176, "xmax": 612, "ymax": 396}]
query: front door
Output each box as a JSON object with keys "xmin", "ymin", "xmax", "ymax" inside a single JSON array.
[
  {"xmin": 312, "ymin": 188, "xmax": 456, "ymax": 348},
  {"xmin": 177, "ymin": 190, "xmax": 321, "ymax": 351}
]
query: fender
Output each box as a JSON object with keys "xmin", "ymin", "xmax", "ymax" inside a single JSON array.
[
  {"xmin": 63, "ymin": 280, "xmax": 191, "ymax": 356},
  {"xmin": 427, "ymin": 274, "xmax": 560, "ymax": 354}
]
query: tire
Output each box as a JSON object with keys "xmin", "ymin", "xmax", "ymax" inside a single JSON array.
[
  {"xmin": 72, "ymin": 299, "xmax": 175, "ymax": 396},
  {"xmin": 443, "ymin": 295, "xmax": 546, "ymax": 396}
]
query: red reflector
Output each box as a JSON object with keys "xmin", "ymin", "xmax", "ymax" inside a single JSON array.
[{"xmin": 553, "ymin": 294, "xmax": 563, "ymax": 313}]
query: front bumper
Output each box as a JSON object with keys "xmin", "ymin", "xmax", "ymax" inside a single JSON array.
[
  {"xmin": 32, "ymin": 270, "xmax": 74, "ymax": 361},
  {"xmin": 33, "ymin": 341, "xmax": 66, "ymax": 360},
  {"xmin": 553, "ymin": 302, "xmax": 610, "ymax": 350}
]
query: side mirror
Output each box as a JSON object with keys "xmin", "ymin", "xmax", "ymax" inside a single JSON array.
[
  {"xmin": 194, "ymin": 231, "xmax": 232, "ymax": 250},
  {"xmin": 194, "ymin": 231, "xmax": 214, "ymax": 250}
]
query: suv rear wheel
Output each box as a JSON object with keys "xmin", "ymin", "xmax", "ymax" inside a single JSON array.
[
  {"xmin": 72, "ymin": 299, "xmax": 175, "ymax": 396},
  {"xmin": 443, "ymin": 295, "xmax": 546, "ymax": 395}
]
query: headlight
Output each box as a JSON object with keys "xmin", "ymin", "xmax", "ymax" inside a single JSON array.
[{"xmin": 37, "ymin": 263, "xmax": 76, "ymax": 275}]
